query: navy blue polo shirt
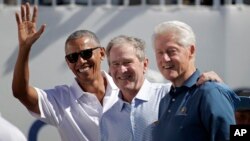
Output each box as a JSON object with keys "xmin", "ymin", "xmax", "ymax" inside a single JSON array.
[{"xmin": 152, "ymin": 69, "xmax": 239, "ymax": 141}]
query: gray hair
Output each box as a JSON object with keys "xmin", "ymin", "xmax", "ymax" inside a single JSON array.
[
  {"xmin": 106, "ymin": 35, "xmax": 146, "ymax": 63},
  {"xmin": 153, "ymin": 21, "xmax": 196, "ymax": 47},
  {"xmin": 65, "ymin": 30, "xmax": 101, "ymax": 51}
]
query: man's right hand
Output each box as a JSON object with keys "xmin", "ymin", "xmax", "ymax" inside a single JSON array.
[{"xmin": 15, "ymin": 2, "xmax": 46, "ymax": 49}]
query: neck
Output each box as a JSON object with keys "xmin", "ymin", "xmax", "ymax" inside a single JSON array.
[
  {"xmin": 121, "ymin": 90, "xmax": 138, "ymax": 103},
  {"xmin": 172, "ymin": 67, "xmax": 196, "ymax": 87},
  {"xmin": 121, "ymin": 79, "xmax": 145, "ymax": 103},
  {"xmin": 77, "ymin": 74, "xmax": 107, "ymax": 104}
]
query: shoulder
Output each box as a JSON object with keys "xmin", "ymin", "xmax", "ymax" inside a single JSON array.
[
  {"xmin": 197, "ymin": 82, "xmax": 238, "ymax": 107},
  {"xmin": 198, "ymin": 82, "xmax": 234, "ymax": 94},
  {"xmin": 35, "ymin": 84, "xmax": 75, "ymax": 106},
  {"xmin": 143, "ymin": 82, "xmax": 171, "ymax": 100},
  {"xmin": 39, "ymin": 84, "xmax": 72, "ymax": 96},
  {"xmin": 146, "ymin": 81, "xmax": 171, "ymax": 94},
  {"xmin": 149, "ymin": 81, "xmax": 171, "ymax": 90},
  {"xmin": 197, "ymin": 82, "xmax": 230, "ymax": 97}
]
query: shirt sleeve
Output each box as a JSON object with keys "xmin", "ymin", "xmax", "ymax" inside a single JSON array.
[
  {"xmin": 199, "ymin": 83, "xmax": 236, "ymax": 141},
  {"xmin": 29, "ymin": 87, "xmax": 60, "ymax": 126}
]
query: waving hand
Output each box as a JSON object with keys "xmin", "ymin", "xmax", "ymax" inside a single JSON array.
[
  {"xmin": 15, "ymin": 3, "xmax": 46, "ymax": 49},
  {"xmin": 12, "ymin": 3, "xmax": 46, "ymax": 114}
]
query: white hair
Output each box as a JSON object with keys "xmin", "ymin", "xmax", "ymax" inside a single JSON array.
[{"xmin": 153, "ymin": 21, "xmax": 196, "ymax": 47}]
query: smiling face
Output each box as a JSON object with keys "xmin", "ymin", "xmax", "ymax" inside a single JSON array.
[
  {"xmin": 154, "ymin": 33, "xmax": 196, "ymax": 87},
  {"xmin": 108, "ymin": 43, "xmax": 148, "ymax": 94},
  {"xmin": 65, "ymin": 36, "xmax": 105, "ymax": 83}
]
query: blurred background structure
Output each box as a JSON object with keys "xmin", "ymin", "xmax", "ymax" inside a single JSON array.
[
  {"xmin": 2, "ymin": 0, "xmax": 250, "ymax": 6},
  {"xmin": 0, "ymin": 0, "xmax": 250, "ymax": 140},
  {"xmin": 234, "ymin": 88, "xmax": 250, "ymax": 124}
]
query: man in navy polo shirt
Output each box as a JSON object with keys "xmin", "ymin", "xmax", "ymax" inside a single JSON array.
[{"xmin": 151, "ymin": 21, "xmax": 239, "ymax": 141}]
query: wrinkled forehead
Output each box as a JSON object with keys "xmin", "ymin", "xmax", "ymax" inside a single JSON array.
[
  {"xmin": 108, "ymin": 44, "xmax": 141, "ymax": 63},
  {"xmin": 109, "ymin": 43, "xmax": 136, "ymax": 56},
  {"xmin": 154, "ymin": 33, "xmax": 176, "ymax": 46}
]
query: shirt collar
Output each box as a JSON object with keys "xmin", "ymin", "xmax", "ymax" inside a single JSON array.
[
  {"xmin": 182, "ymin": 69, "xmax": 200, "ymax": 88},
  {"xmin": 117, "ymin": 92, "xmax": 130, "ymax": 111},
  {"xmin": 71, "ymin": 70, "xmax": 118, "ymax": 99},
  {"xmin": 103, "ymin": 71, "xmax": 118, "ymax": 90},
  {"xmin": 71, "ymin": 78, "xmax": 85, "ymax": 99},
  {"xmin": 117, "ymin": 79, "xmax": 152, "ymax": 111},
  {"xmin": 169, "ymin": 69, "xmax": 200, "ymax": 97},
  {"xmin": 134, "ymin": 79, "xmax": 152, "ymax": 101}
]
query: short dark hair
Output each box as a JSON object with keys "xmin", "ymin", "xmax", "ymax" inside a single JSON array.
[{"xmin": 65, "ymin": 30, "xmax": 100, "ymax": 51}]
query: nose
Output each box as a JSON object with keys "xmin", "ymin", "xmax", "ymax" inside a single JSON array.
[
  {"xmin": 118, "ymin": 65, "xmax": 128, "ymax": 73},
  {"xmin": 163, "ymin": 53, "xmax": 171, "ymax": 62},
  {"xmin": 76, "ymin": 55, "xmax": 87, "ymax": 64}
]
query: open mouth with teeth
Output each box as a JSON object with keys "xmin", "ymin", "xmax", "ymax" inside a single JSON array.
[
  {"xmin": 77, "ymin": 65, "xmax": 92, "ymax": 73},
  {"xmin": 118, "ymin": 75, "xmax": 132, "ymax": 80},
  {"xmin": 163, "ymin": 65, "xmax": 174, "ymax": 69}
]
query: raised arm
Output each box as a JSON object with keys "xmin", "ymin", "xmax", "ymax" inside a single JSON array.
[{"xmin": 12, "ymin": 3, "xmax": 46, "ymax": 114}]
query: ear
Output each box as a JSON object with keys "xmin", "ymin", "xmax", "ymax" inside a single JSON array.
[
  {"xmin": 100, "ymin": 47, "xmax": 106, "ymax": 60},
  {"xmin": 189, "ymin": 44, "xmax": 196, "ymax": 58},
  {"xmin": 143, "ymin": 58, "xmax": 149, "ymax": 74}
]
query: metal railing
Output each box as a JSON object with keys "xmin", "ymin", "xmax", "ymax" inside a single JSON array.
[{"xmin": 0, "ymin": 0, "xmax": 248, "ymax": 8}]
